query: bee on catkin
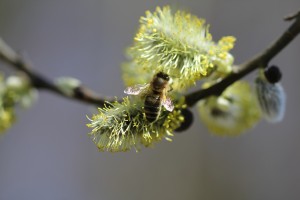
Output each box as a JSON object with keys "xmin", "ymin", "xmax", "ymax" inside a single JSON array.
[{"xmin": 124, "ymin": 72, "xmax": 174, "ymax": 122}]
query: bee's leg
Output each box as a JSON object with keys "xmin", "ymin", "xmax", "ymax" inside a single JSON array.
[{"xmin": 168, "ymin": 85, "xmax": 173, "ymax": 92}]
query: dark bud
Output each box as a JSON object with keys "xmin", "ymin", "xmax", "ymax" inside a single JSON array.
[
  {"xmin": 175, "ymin": 108, "xmax": 194, "ymax": 132},
  {"xmin": 264, "ymin": 65, "xmax": 282, "ymax": 84},
  {"xmin": 73, "ymin": 86, "xmax": 85, "ymax": 99}
]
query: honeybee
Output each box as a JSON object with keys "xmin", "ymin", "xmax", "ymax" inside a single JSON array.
[{"xmin": 124, "ymin": 72, "xmax": 174, "ymax": 122}]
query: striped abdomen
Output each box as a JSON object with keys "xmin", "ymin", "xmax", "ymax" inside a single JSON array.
[{"xmin": 144, "ymin": 94, "xmax": 162, "ymax": 122}]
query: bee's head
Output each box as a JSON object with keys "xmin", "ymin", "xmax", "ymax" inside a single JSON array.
[
  {"xmin": 156, "ymin": 72, "xmax": 170, "ymax": 81},
  {"xmin": 152, "ymin": 72, "xmax": 170, "ymax": 89}
]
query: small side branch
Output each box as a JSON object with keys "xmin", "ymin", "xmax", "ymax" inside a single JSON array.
[
  {"xmin": 185, "ymin": 10, "xmax": 300, "ymax": 107},
  {"xmin": 0, "ymin": 38, "xmax": 112, "ymax": 107}
]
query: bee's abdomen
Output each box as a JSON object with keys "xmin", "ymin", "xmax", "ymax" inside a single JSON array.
[{"xmin": 144, "ymin": 95, "xmax": 161, "ymax": 122}]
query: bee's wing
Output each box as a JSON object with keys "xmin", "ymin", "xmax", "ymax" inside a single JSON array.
[
  {"xmin": 124, "ymin": 83, "xmax": 149, "ymax": 95},
  {"xmin": 162, "ymin": 97, "xmax": 174, "ymax": 111}
]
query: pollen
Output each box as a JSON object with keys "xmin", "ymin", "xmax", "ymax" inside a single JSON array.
[
  {"xmin": 147, "ymin": 18, "xmax": 154, "ymax": 25},
  {"xmin": 123, "ymin": 5, "xmax": 236, "ymax": 91},
  {"xmin": 87, "ymin": 97, "xmax": 185, "ymax": 152}
]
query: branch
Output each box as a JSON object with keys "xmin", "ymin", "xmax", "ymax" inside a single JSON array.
[
  {"xmin": 185, "ymin": 10, "xmax": 300, "ymax": 107},
  {"xmin": 0, "ymin": 10, "xmax": 299, "ymax": 109},
  {"xmin": 0, "ymin": 38, "xmax": 113, "ymax": 107}
]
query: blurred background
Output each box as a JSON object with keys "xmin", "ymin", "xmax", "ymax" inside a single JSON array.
[{"xmin": 0, "ymin": 0, "xmax": 300, "ymax": 200}]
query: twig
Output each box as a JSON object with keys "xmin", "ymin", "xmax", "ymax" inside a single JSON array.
[
  {"xmin": 0, "ymin": 38, "xmax": 112, "ymax": 107},
  {"xmin": 185, "ymin": 10, "xmax": 300, "ymax": 107},
  {"xmin": 284, "ymin": 10, "xmax": 300, "ymax": 21}
]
